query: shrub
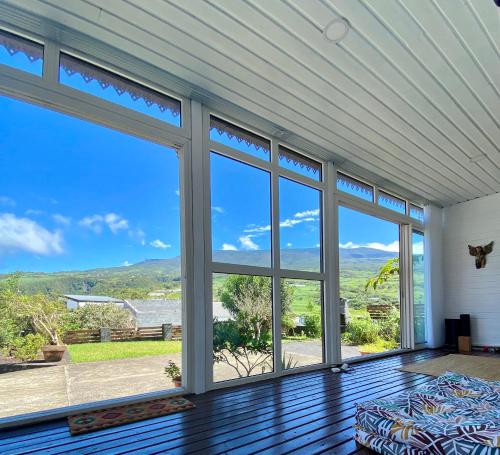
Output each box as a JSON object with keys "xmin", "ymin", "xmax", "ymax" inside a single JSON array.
[
  {"xmin": 377, "ymin": 308, "xmax": 401, "ymax": 343},
  {"xmin": 66, "ymin": 303, "xmax": 136, "ymax": 330},
  {"xmin": 303, "ymin": 314, "xmax": 321, "ymax": 338},
  {"xmin": 11, "ymin": 333, "xmax": 47, "ymax": 361},
  {"xmin": 281, "ymin": 313, "xmax": 296, "ymax": 334},
  {"xmin": 345, "ymin": 316, "xmax": 379, "ymax": 345}
]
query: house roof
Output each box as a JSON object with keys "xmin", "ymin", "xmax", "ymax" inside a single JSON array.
[{"xmin": 63, "ymin": 294, "xmax": 126, "ymax": 303}]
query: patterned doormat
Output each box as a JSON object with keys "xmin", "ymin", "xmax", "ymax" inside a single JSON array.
[{"xmin": 67, "ymin": 396, "xmax": 195, "ymax": 435}]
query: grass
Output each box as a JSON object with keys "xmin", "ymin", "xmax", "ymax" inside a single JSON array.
[
  {"xmin": 359, "ymin": 339, "xmax": 399, "ymax": 354},
  {"xmin": 68, "ymin": 340, "xmax": 182, "ymax": 363}
]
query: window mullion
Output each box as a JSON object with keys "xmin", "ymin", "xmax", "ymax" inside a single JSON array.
[
  {"xmin": 271, "ymin": 140, "xmax": 282, "ymax": 377},
  {"xmin": 42, "ymin": 39, "xmax": 59, "ymax": 84}
]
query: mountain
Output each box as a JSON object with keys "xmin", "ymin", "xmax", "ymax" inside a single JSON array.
[{"xmin": 1, "ymin": 247, "xmax": 398, "ymax": 295}]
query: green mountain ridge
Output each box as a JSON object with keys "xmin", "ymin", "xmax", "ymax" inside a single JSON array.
[{"xmin": 1, "ymin": 247, "xmax": 404, "ymax": 297}]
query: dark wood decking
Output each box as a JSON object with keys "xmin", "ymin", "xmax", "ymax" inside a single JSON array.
[{"xmin": 0, "ymin": 350, "xmax": 444, "ymax": 454}]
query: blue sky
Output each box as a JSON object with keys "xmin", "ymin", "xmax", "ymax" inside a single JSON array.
[{"xmin": 0, "ymin": 48, "xmax": 408, "ymax": 274}]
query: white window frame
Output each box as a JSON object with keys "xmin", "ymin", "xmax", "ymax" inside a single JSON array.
[
  {"xmin": 203, "ymin": 109, "xmax": 330, "ymax": 390},
  {"xmin": 0, "ymin": 27, "xmax": 195, "ymax": 427}
]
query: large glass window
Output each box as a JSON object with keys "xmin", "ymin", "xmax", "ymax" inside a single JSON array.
[
  {"xmin": 212, "ymin": 273, "xmax": 273, "ymax": 382},
  {"xmin": 208, "ymin": 118, "xmax": 325, "ymax": 385},
  {"xmin": 279, "ymin": 178, "xmax": 321, "ymax": 272},
  {"xmin": 337, "ymin": 172, "xmax": 374, "ymax": 202},
  {"xmin": 0, "ymin": 29, "xmax": 43, "ymax": 76},
  {"xmin": 0, "ymin": 94, "xmax": 183, "ymax": 418},
  {"xmin": 413, "ymin": 231, "xmax": 426, "ymax": 344},
  {"xmin": 210, "ymin": 153, "xmax": 271, "ymax": 267},
  {"xmin": 59, "ymin": 53, "xmax": 181, "ymax": 126},
  {"xmin": 281, "ymin": 279, "xmax": 323, "ymax": 369},
  {"xmin": 209, "ymin": 116, "xmax": 270, "ymax": 162},
  {"xmin": 338, "ymin": 206, "xmax": 401, "ymax": 360},
  {"xmin": 378, "ymin": 190, "xmax": 406, "ymax": 215}
]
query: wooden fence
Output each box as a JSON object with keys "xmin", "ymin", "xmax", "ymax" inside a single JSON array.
[{"xmin": 63, "ymin": 324, "xmax": 182, "ymax": 344}]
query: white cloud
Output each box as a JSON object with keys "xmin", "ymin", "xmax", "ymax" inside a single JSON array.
[
  {"xmin": 0, "ymin": 213, "xmax": 63, "ymax": 255},
  {"xmin": 339, "ymin": 241, "xmax": 358, "ymax": 249},
  {"xmin": 222, "ymin": 243, "xmax": 238, "ymax": 251},
  {"xmin": 294, "ymin": 209, "xmax": 319, "ymax": 218},
  {"xmin": 123, "ymin": 261, "xmax": 131, "ymax": 267},
  {"xmin": 413, "ymin": 241, "xmax": 424, "ymax": 255},
  {"xmin": 244, "ymin": 224, "xmax": 271, "ymax": 234},
  {"xmin": 0, "ymin": 196, "xmax": 16, "ymax": 207},
  {"xmin": 79, "ymin": 214, "xmax": 104, "ymax": 233},
  {"xmin": 79, "ymin": 213, "xmax": 129, "ymax": 234},
  {"xmin": 104, "ymin": 213, "xmax": 129, "ymax": 234},
  {"xmin": 339, "ymin": 240, "xmax": 400, "ymax": 252},
  {"xmin": 212, "ymin": 206, "xmax": 225, "ymax": 214},
  {"xmin": 150, "ymin": 239, "xmax": 171, "ymax": 249},
  {"xmin": 286, "ymin": 242, "xmax": 293, "ymax": 247},
  {"xmin": 52, "ymin": 214, "xmax": 71, "ymax": 226},
  {"xmin": 239, "ymin": 235, "xmax": 259, "ymax": 250},
  {"xmin": 175, "ymin": 189, "xmax": 180, "ymax": 196}
]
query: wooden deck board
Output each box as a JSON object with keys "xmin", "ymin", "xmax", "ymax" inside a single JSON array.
[{"xmin": 0, "ymin": 349, "xmax": 443, "ymax": 454}]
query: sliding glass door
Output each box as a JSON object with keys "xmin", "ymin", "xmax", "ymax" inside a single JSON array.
[
  {"xmin": 412, "ymin": 231, "xmax": 426, "ymax": 344},
  {"xmin": 338, "ymin": 206, "xmax": 402, "ymax": 360}
]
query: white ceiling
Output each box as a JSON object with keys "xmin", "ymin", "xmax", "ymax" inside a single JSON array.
[{"xmin": 4, "ymin": 0, "xmax": 500, "ymax": 206}]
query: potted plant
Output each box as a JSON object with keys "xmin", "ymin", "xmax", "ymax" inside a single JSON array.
[
  {"xmin": 165, "ymin": 360, "xmax": 182, "ymax": 387},
  {"xmin": 17, "ymin": 294, "xmax": 68, "ymax": 362}
]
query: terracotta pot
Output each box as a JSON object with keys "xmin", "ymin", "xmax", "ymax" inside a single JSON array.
[
  {"xmin": 360, "ymin": 351, "xmax": 371, "ymax": 356},
  {"xmin": 42, "ymin": 345, "xmax": 67, "ymax": 362},
  {"xmin": 173, "ymin": 377, "xmax": 182, "ymax": 388}
]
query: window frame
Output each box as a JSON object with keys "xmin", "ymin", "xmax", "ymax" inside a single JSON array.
[
  {"xmin": 0, "ymin": 27, "xmax": 194, "ymax": 427},
  {"xmin": 204, "ymin": 110, "xmax": 328, "ymax": 390}
]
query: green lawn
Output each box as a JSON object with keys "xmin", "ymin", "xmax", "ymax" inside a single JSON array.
[{"xmin": 68, "ymin": 340, "xmax": 182, "ymax": 363}]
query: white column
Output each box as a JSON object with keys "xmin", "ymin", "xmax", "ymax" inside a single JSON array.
[{"xmin": 424, "ymin": 204, "xmax": 444, "ymax": 348}]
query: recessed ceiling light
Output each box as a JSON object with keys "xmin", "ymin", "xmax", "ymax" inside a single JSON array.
[
  {"xmin": 323, "ymin": 18, "xmax": 350, "ymax": 43},
  {"xmin": 469, "ymin": 154, "xmax": 487, "ymax": 163}
]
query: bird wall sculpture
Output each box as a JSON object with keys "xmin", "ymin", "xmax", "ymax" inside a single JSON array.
[{"xmin": 468, "ymin": 241, "xmax": 494, "ymax": 269}]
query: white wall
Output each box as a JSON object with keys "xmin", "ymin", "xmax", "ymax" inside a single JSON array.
[
  {"xmin": 424, "ymin": 205, "xmax": 444, "ymax": 348},
  {"xmin": 443, "ymin": 193, "xmax": 500, "ymax": 347}
]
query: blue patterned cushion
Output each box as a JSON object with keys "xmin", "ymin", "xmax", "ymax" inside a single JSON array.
[{"xmin": 355, "ymin": 372, "xmax": 500, "ymax": 454}]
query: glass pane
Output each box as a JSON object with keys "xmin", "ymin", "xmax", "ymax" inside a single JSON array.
[
  {"xmin": 378, "ymin": 190, "xmax": 406, "ymax": 214},
  {"xmin": 0, "ymin": 29, "xmax": 43, "ymax": 76},
  {"xmin": 0, "ymin": 94, "xmax": 183, "ymax": 418},
  {"xmin": 338, "ymin": 206, "xmax": 401, "ymax": 360},
  {"xmin": 210, "ymin": 116, "xmax": 270, "ymax": 161},
  {"xmin": 337, "ymin": 172, "xmax": 374, "ymax": 202},
  {"xmin": 279, "ymin": 177, "xmax": 321, "ymax": 272},
  {"xmin": 212, "ymin": 273, "xmax": 273, "ymax": 382},
  {"xmin": 410, "ymin": 204, "xmax": 424, "ymax": 223},
  {"xmin": 413, "ymin": 231, "xmax": 426, "ymax": 344},
  {"xmin": 279, "ymin": 146, "xmax": 322, "ymax": 181},
  {"xmin": 211, "ymin": 152, "xmax": 271, "ymax": 267},
  {"xmin": 59, "ymin": 53, "xmax": 181, "ymax": 126},
  {"xmin": 281, "ymin": 279, "xmax": 323, "ymax": 369}
]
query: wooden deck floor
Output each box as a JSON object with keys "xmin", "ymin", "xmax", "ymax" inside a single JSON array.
[{"xmin": 0, "ymin": 349, "xmax": 444, "ymax": 454}]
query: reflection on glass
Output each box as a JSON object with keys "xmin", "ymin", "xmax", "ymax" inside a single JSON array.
[
  {"xmin": 59, "ymin": 53, "xmax": 181, "ymax": 126},
  {"xmin": 336, "ymin": 173, "xmax": 374, "ymax": 202},
  {"xmin": 413, "ymin": 231, "xmax": 426, "ymax": 344},
  {"xmin": 279, "ymin": 146, "xmax": 322, "ymax": 181},
  {"xmin": 338, "ymin": 206, "xmax": 401, "ymax": 360},
  {"xmin": 378, "ymin": 190, "xmax": 406, "ymax": 214},
  {"xmin": 410, "ymin": 204, "xmax": 424, "ymax": 223},
  {"xmin": 209, "ymin": 116, "xmax": 270, "ymax": 161},
  {"xmin": 212, "ymin": 273, "xmax": 273, "ymax": 382},
  {"xmin": 279, "ymin": 177, "xmax": 321, "ymax": 272},
  {"xmin": 211, "ymin": 152, "xmax": 271, "ymax": 267},
  {"xmin": 0, "ymin": 94, "xmax": 182, "ymax": 418},
  {"xmin": 0, "ymin": 29, "xmax": 43, "ymax": 76},
  {"xmin": 281, "ymin": 279, "xmax": 323, "ymax": 369}
]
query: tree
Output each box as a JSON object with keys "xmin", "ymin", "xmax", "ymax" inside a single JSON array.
[
  {"xmin": 365, "ymin": 257, "xmax": 399, "ymax": 291},
  {"xmin": 213, "ymin": 275, "xmax": 294, "ymax": 378},
  {"xmin": 14, "ymin": 293, "xmax": 68, "ymax": 345},
  {"xmin": 66, "ymin": 303, "xmax": 136, "ymax": 330}
]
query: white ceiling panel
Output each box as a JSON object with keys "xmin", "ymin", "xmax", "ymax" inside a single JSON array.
[{"xmin": 3, "ymin": 0, "xmax": 500, "ymax": 206}]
